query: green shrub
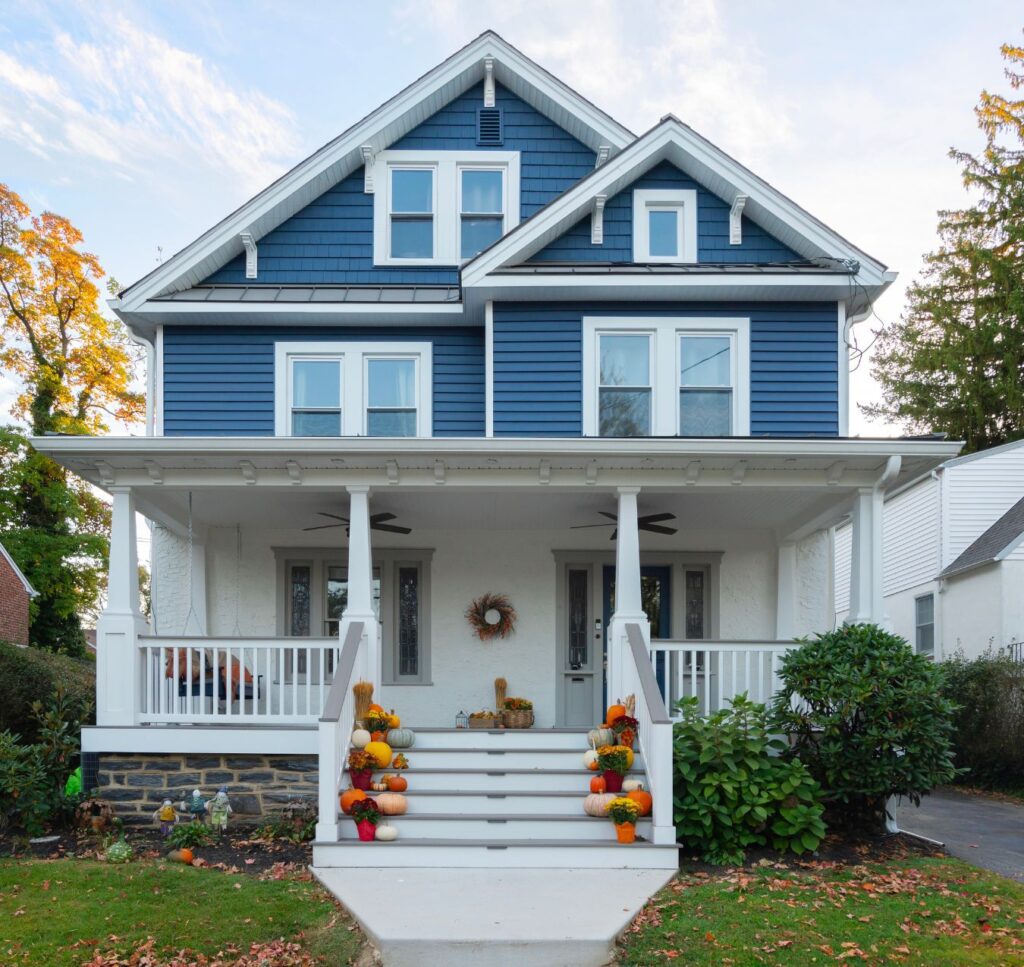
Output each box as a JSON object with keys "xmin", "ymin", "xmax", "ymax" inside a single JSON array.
[
  {"xmin": 672, "ymin": 694, "xmax": 826, "ymax": 865},
  {"xmin": 772, "ymin": 624, "xmax": 958, "ymax": 831},
  {"xmin": 0, "ymin": 640, "xmax": 94, "ymax": 743},
  {"xmin": 940, "ymin": 649, "xmax": 1024, "ymax": 791},
  {"xmin": 167, "ymin": 821, "xmax": 216, "ymax": 849}
]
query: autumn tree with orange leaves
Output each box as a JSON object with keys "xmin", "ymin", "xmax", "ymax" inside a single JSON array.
[{"xmin": 0, "ymin": 183, "xmax": 143, "ymax": 653}]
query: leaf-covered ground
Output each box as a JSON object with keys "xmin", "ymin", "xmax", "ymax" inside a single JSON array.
[
  {"xmin": 619, "ymin": 858, "xmax": 1024, "ymax": 965},
  {"xmin": 0, "ymin": 859, "xmax": 364, "ymax": 966}
]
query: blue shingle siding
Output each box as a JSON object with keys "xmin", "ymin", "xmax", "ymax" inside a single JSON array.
[
  {"xmin": 530, "ymin": 161, "xmax": 799, "ymax": 263},
  {"xmin": 162, "ymin": 326, "xmax": 484, "ymax": 436},
  {"xmin": 203, "ymin": 83, "xmax": 595, "ymax": 286},
  {"xmin": 492, "ymin": 302, "xmax": 838, "ymax": 437}
]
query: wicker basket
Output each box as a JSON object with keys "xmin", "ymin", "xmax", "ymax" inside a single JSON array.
[
  {"xmin": 502, "ymin": 709, "xmax": 534, "ymax": 729},
  {"xmin": 469, "ymin": 716, "xmax": 499, "ymax": 729}
]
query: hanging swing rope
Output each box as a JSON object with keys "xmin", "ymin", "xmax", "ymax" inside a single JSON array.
[{"xmin": 181, "ymin": 491, "xmax": 201, "ymax": 636}]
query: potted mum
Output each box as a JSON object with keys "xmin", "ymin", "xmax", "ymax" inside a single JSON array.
[
  {"xmin": 596, "ymin": 744, "xmax": 631, "ymax": 793},
  {"xmin": 610, "ymin": 713, "xmax": 638, "ymax": 750},
  {"xmin": 365, "ymin": 710, "xmax": 392, "ymax": 742},
  {"xmin": 607, "ymin": 796, "xmax": 641, "ymax": 843},
  {"xmin": 351, "ymin": 797, "xmax": 380, "ymax": 842},
  {"xmin": 347, "ymin": 749, "xmax": 375, "ymax": 790}
]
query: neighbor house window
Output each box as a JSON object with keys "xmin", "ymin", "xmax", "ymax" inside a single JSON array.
[
  {"xmin": 583, "ymin": 317, "xmax": 749, "ymax": 437},
  {"xmin": 372, "ymin": 150, "xmax": 520, "ymax": 265},
  {"xmin": 915, "ymin": 594, "xmax": 935, "ymax": 657},
  {"xmin": 275, "ymin": 342, "xmax": 432, "ymax": 437},
  {"xmin": 632, "ymin": 189, "xmax": 697, "ymax": 263}
]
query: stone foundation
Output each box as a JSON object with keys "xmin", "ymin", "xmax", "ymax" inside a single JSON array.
[{"xmin": 97, "ymin": 753, "xmax": 318, "ymax": 825}]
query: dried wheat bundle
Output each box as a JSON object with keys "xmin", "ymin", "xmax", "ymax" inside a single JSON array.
[
  {"xmin": 624, "ymin": 694, "xmax": 636, "ymax": 718},
  {"xmin": 494, "ymin": 677, "xmax": 508, "ymax": 710},
  {"xmin": 353, "ymin": 680, "xmax": 374, "ymax": 721}
]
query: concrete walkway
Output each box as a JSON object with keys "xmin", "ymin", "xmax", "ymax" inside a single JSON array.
[
  {"xmin": 313, "ymin": 867, "xmax": 675, "ymax": 966},
  {"xmin": 896, "ymin": 788, "xmax": 1024, "ymax": 882}
]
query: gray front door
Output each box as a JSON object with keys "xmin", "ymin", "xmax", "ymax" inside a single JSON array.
[{"xmin": 559, "ymin": 565, "xmax": 600, "ymax": 726}]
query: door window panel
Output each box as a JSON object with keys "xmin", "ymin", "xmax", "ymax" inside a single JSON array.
[
  {"xmin": 397, "ymin": 566, "xmax": 420, "ymax": 677},
  {"xmin": 567, "ymin": 569, "xmax": 589, "ymax": 669}
]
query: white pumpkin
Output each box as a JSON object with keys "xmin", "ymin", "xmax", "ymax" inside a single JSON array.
[
  {"xmin": 583, "ymin": 793, "xmax": 616, "ymax": 817},
  {"xmin": 622, "ymin": 779, "xmax": 644, "ymax": 793},
  {"xmin": 375, "ymin": 822, "xmax": 399, "ymax": 842},
  {"xmin": 583, "ymin": 749, "xmax": 599, "ymax": 769},
  {"xmin": 351, "ymin": 728, "xmax": 371, "ymax": 749}
]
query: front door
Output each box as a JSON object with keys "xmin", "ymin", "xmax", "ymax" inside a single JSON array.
[
  {"xmin": 602, "ymin": 565, "xmax": 671, "ymax": 703},
  {"xmin": 559, "ymin": 566, "xmax": 600, "ymax": 726}
]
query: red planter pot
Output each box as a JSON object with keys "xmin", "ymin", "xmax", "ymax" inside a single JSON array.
[
  {"xmin": 356, "ymin": 819, "xmax": 376, "ymax": 842},
  {"xmin": 603, "ymin": 770, "xmax": 624, "ymax": 793},
  {"xmin": 349, "ymin": 769, "xmax": 372, "ymax": 790}
]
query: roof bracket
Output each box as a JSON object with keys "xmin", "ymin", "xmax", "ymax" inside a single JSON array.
[
  {"xmin": 386, "ymin": 459, "xmax": 400, "ymax": 485},
  {"xmin": 595, "ymin": 145, "xmax": 611, "ymax": 168},
  {"xmin": 434, "ymin": 459, "xmax": 446, "ymax": 485},
  {"xmin": 685, "ymin": 460, "xmax": 702, "ymax": 486},
  {"xmin": 538, "ymin": 459, "xmax": 551, "ymax": 485},
  {"xmin": 361, "ymin": 146, "xmax": 376, "ymax": 193},
  {"xmin": 286, "ymin": 460, "xmax": 303, "ymax": 485},
  {"xmin": 483, "ymin": 56, "xmax": 495, "ymax": 107},
  {"xmin": 585, "ymin": 460, "xmax": 598, "ymax": 485},
  {"xmin": 729, "ymin": 195, "xmax": 748, "ymax": 245},
  {"xmin": 826, "ymin": 461, "xmax": 846, "ymax": 486},
  {"xmin": 239, "ymin": 460, "xmax": 258, "ymax": 485},
  {"xmin": 731, "ymin": 459, "xmax": 748, "ymax": 486},
  {"xmin": 590, "ymin": 194, "xmax": 607, "ymax": 245},
  {"xmin": 144, "ymin": 460, "xmax": 164, "ymax": 485},
  {"xmin": 239, "ymin": 233, "xmax": 257, "ymax": 278}
]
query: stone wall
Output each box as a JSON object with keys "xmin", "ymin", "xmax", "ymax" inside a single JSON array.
[{"xmin": 97, "ymin": 753, "xmax": 317, "ymax": 825}]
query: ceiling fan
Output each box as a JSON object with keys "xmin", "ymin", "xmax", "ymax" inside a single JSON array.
[
  {"xmin": 303, "ymin": 512, "xmax": 412, "ymax": 535},
  {"xmin": 570, "ymin": 511, "xmax": 678, "ymax": 541}
]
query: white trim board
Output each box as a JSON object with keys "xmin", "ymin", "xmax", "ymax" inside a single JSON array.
[{"xmin": 81, "ymin": 725, "xmax": 317, "ymax": 755}]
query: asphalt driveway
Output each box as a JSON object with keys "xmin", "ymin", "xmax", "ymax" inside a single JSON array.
[{"xmin": 896, "ymin": 788, "xmax": 1024, "ymax": 882}]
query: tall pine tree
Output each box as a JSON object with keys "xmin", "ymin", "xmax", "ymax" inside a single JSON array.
[{"xmin": 867, "ymin": 42, "xmax": 1024, "ymax": 453}]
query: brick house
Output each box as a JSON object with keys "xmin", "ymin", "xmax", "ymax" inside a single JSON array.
[{"xmin": 0, "ymin": 541, "xmax": 37, "ymax": 646}]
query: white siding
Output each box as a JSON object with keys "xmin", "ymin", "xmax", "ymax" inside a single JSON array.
[
  {"xmin": 882, "ymin": 476, "xmax": 940, "ymax": 595},
  {"xmin": 833, "ymin": 522, "xmax": 851, "ymax": 616}
]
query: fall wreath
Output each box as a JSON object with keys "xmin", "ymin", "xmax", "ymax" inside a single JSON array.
[{"xmin": 465, "ymin": 592, "xmax": 517, "ymax": 640}]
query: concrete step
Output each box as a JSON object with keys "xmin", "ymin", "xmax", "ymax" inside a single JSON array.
[
  {"xmin": 361, "ymin": 766, "xmax": 644, "ymax": 792},
  {"xmin": 337, "ymin": 813, "xmax": 654, "ymax": 841},
  {"xmin": 384, "ymin": 747, "xmax": 644, "ymax": 770},
  {"xmin": 398, "ymin": 727, "xmax": 592, "ymax": 751}
]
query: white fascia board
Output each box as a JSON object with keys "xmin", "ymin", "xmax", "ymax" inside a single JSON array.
[
  {"xmin": 463, "ymin": 118, "xmax": 889, "ymax": 287},
  {"xmin": 81, "ymin": 725, "xmax": 317, "ymax": 755},
  {"xmin": 117, "ymin": 32, "xmax": 633, "ymax": 311}
]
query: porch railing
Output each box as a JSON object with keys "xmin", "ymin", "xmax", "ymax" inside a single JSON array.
[
  {"xmin": 649, "ymin": 639, "xmax": 792, "ymax": 718},
  {"xmin": 137, "ymin": 636, "xmax": 340, "ymax": 725}
]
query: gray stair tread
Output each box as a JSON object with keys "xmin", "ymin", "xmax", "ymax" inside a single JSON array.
[
  {"xmin": 407, "ymin": 727, "xmax": 591, "ymax": 733},
  {"xmin": 375, "ymin": 766, "xmax": 643, "ymax": 775},
  {"xmin": 317, "ymin": 837, "xmax": 667, "ymax": 848},
  {"xmin": 394, "ymin": 747, "xmax": 600, "ymax": 754},
  {"xmin": 362, "ymin": 789, "xmax": 603, "ymax": 798},
  {"xmin": 354, "ymin": 812, "xmax": 639, "ymax": 822}
]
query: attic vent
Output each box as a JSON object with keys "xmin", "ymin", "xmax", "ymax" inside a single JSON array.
[{"xmin": 477, "ymin": 107, "xmax": 503, "ymax": 146}]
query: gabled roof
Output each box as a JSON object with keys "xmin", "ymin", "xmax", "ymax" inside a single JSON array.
[
  {"xmin": 0, "ymin": 541, "xmax": 38, "ymax": 598},
  {"xmin": 114, "ymin": 31, "xmax": 633, "ymax": 314},
  {"xmin": 940, "ymin": 494, "xmax": 1024, "ymax": 579},
  {"xmin": 462, "ymin": 115, "xmax": 894, "ymax": 297}
]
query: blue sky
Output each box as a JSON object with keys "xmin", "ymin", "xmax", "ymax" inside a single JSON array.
[{"xmin": 1, "ymin": 0, "xmax": 1021, "ymax": 432}]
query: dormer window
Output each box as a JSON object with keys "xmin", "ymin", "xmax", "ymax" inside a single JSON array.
[
  {"xmin": 372, "ymin": 150, "xmax": 519, "ymax": 266},
  {"xmin": 632, "ymin": 189, "xmax": 697, "ymax": 263}
]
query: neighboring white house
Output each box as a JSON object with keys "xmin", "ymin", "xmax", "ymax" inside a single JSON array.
[{"xmin": 834, "ymin": 439, "xmax": 1024, "ymax": 660}]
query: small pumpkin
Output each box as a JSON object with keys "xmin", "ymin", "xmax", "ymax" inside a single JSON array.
[
  {"xmin": 371, "ymin": 780, "xmax": 390, "ymax": 791},
  {"xmin": 386, "ymin": 774, "xmax": 408, "ymax": 792},
  {"xmin": 365, "ymin": 741, "xmax": 393, "ymax": 769},
  {"xmin": 588, "ymin": 727, "xmax": 615, "ymax": 749},
  {"xmin": 387, "ymin": 728, "xmax": 415, "ymax": 749},
  {"xmin": 375, "ymin": 822, "xmax": 398, "ymax": 842},
  {"xmin": 374, "ymin": 792, "xmax": 408, "ymax": 815},
  {"xmin": 627, "ymin": 784, "xmax": 653, "ymax": 817},
  {"xmin": 388, "ymin": 711, "xmax": 401, "ymax": 729},
  {"xmin": 583, "ymin": 792, "xmax": 616, "ymax": 817},
  {"xmin": 351, "ymin": 728, "xmax": 371, "ymax": 749},
  {"xmin": 340, "ymin": 788, "xmax": 367, "ymax": 815},
  {"xmin": 624, "ymin": 747, "xmax": 635, "ymax": 770},
  {"xmin": 606, "ymin": 703, "xmax": 627, "ymax": 725},
  {"xmin": 589, "ymin": 775, "xmax": 607, "ymax": 794},
  {"xmin": 622, "ymin": 778, "xmax": 643, "ymax": 793},
  {"xmin": 583, "ymin": 749, "xmax": 599, "ymax": 770}
]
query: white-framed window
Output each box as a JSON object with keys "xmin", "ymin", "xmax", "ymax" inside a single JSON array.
[
  {"xmin": 372, "ymin": 150, "xmax": 520, "ymax": 265},
  {"xmin": 915, "ymin": 593, "xmax": 935, "ymax": 657},
  {"xmin": 632, "ymin": 189, "xmax": 698, "ymax": 263},
  {"xmin": 274, "ymin": 341, "xmax": 432, "ymax": 437},
  {"xmin": 582, "ymin": 317, "xmax": 749, "ymax": 437}
]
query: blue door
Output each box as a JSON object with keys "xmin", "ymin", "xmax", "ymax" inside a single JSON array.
[{"xmin": 602, "ymin": 565, "xmax": 671, "ymax": 704}]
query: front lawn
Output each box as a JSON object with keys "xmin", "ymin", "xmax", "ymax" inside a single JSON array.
[
  {"xmin": 0, "ymin": 859, "xmax": 364, "ymax": 966},
  {"xmin": 620, "ymin": 858, "xmax": 1024, "ymax": 965}
]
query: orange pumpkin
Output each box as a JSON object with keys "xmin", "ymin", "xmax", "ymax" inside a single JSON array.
[
  {"xmin": 386, "ymin": 774, "xmax": 407, "ymax": 792},
  {"xmin": 606, "ymin": 703, "xmax": 626, "ymax": 725},
  {"xmin": 179, "ymin": 847, "xmax": 194, "ymax": 865},
  {"xmin": 589, "ymin": 775, "xmax": 606, "ymax": 794},
  {"xmin": 627, "ymin": 786, "xmax": 653, "ymax": 817},
  {"xmin": 340, "ymin": 788, "xmax": 367, "ymax": 815},
  {"xmin": 368, "ymin": 703, "xmax": 385, "ymax": 715}
]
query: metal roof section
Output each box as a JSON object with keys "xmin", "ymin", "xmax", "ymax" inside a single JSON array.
[
  {"xmin": 493, "ymin": 260, "xmax": 853, "ymax": 276},
  {"xmin": 940, "ymin": 494, "xmax": 1024, "ymax": 579},
  {"xmin": 153, "ymin": 285, "xmax": 462, "ymax": 304}
]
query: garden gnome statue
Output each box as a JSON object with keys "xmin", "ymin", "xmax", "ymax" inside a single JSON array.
[
  {"xmin": 152, "ymin": 799, "xmax": 179, "ymax": 837},
  {"xmin": 207, "ymin": 786, "xmax": 232, "ymax": 834},
  {"xmin": 180, "ymin": 788, "xmax": 207, "ymax": 823}
]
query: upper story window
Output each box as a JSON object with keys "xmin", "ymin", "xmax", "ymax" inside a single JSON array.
[
  {"xmin": 274, "ymin": 341, "xmax": 432, "ymax": 437},
  {"xmin": 372, "ymin": 150, "xmax": 520, "ymax": 266},
  {"xmin": 583, "ymin": 317, "xmax": 749, "ymax": 437},
  {"xmin": 632, "ymin": 189, "xmax": 697, "ymax": 263}
]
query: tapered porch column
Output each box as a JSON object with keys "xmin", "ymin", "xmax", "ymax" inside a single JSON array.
[
  {"xmin": 848, "ymin": 457, "xmax": 900, "ymax": 625},
  {"xmin": 340, "ymin": 486, "xmax": 380, "ymax": 692},
  {"xmin": 607, "ymin": 487, "xmax": 650, "ymax": 705},
  {"xmin": 96, "ymin": 488, "xmax": 148, "ymax": 726}
]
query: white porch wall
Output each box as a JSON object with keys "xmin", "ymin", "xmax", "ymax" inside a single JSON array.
[{"xmin": 795, "ymin": 530, "xmax": 830, "ymax": 636}]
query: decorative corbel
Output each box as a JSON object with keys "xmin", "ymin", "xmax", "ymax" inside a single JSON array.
[
  {"xmin": 433, "ymin": 459, "xmax": 446, "ymax": 485},
  {"xmin": 538, "ymin": 459, "xmax": 551, "ymax": 485},
  {"xmin": 591, "ymin": 194, "xmax": 607, "ymax": 245},
  {"xmin": 239, "ymin": 460, "xmax": 258, "ymax": 485},
  {"xmin": 361, "ymin": 145, "xmax": 376, "ymax": 193},
  {"xmin": 595, "ymin": 145, "xmax": 611, "ymax": 168},
  {"xmin": 386, "ymin": 459, "xmax": 400, "ymax": 485},
  {"xmin": 731, "ymin": 459, "xmax": 749, "ymax": 486},
  {"xmin": 144, "ymin": 460, "xmax": 164, "ymax": 485},
  {"xmin": 483, "ymin": 57, "xmax": 495, "ymax": 108},
  {"xmin": 240, "ymin": 233, "xmax": 257, "ymax": 279},
  {"xmin": 729, "ymin": 195, "xmax": 748, "ymax": 245},
  {"xmin": 286, "ymin": 460, "xmax": 303, "ymax": 485}
]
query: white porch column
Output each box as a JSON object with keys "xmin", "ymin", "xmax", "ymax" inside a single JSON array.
[
  {"xmin": 849, "ymin": 455, "xmax": 901, "ymax": 625},
  {"xmin": 607, "ymin": 487, "xmax": 650, "ymax": 704},
  {"xmin": 775, "ymin": 542, "xmax": 798, "ymax": 640},
  {"xmin": 340, "ymin": 485, "xmax": 380, "ymax": 693},
  {"xmin": 96, "ymin": 488, "xmax": 147, "ymax": 726}
]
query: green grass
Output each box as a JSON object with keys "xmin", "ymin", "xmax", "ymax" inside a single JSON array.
[
  {"xmin": 619, "ymin": 858, "xmax": 1024, "ymax": 965},
  {"xmin": 0, "ymin": 859, "xmax": 364, "ymax": 966}
]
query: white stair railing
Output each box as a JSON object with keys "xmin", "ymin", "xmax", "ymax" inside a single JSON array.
[
  {"xmin": 623, "ymin": 623, "xmax": 676, "ymax": 846},
  {"xmin": 315, "ymin": 621, "xmax": 365, "ymax": 843}
]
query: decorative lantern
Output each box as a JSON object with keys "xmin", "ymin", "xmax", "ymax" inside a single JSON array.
[{"xmin": 456, "ymin": 709, "xmax": 468, "ymax": 729}]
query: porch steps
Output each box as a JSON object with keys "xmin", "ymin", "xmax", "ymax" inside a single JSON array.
[{"xmin": 312, "ymin": 727, "xmax": 678, "ymax": 871}]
